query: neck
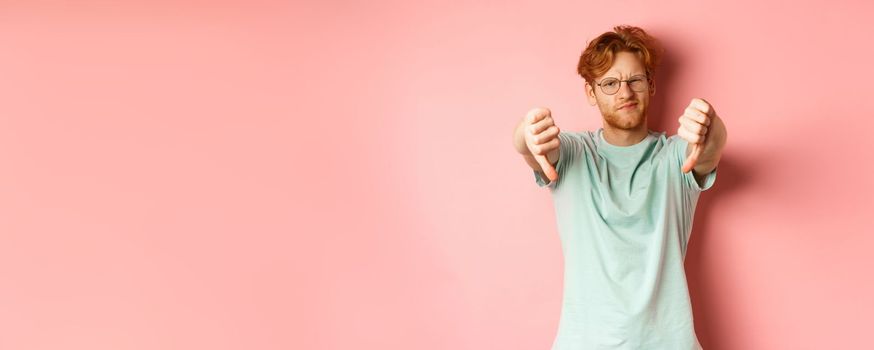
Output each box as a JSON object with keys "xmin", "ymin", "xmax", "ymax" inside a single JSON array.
[{"xmin": 602, "ymin": 123, "xmax": 649, "ymax": 146}]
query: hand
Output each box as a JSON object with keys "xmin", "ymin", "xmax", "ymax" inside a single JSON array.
[
  {"xmin": 677, "ymin": 98, "xmax": 716, "ymax": 173},
  {"xmin": 524, "ymin": 107, "xmax": 561, "ymax": 181}
]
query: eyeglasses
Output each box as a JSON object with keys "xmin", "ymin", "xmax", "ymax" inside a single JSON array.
[{"xmin": 593, "ymin": 74, "xmax": 650, "ymax": 95}]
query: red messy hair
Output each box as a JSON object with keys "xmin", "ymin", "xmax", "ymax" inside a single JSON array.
[{"xmin": 577, "ymin": 25, "xmax": 664, "ymax": 85}]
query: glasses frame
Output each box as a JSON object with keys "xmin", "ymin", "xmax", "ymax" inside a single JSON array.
[{"xmin": 593, "ymin": 74, "xmax": 651, "ymax": 95}]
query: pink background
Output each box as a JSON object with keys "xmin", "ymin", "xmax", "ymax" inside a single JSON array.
[{"xmin": 1, "ymin": 1, "xmax": 873, "ymax": 349}]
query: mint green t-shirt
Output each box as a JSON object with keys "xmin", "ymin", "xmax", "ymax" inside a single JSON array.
[{"xmin": 533, "ymin": 128, "xmax": 716, "ymax": 350}]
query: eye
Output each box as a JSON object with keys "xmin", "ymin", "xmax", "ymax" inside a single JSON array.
[{"xmin": 603, "ymin": 80, "xmax": 618, "ymax": 88}]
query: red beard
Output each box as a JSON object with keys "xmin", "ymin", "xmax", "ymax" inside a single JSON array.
[{"xmin": 603, "ymin": 104, "xmax": 646, "ymax": 130}]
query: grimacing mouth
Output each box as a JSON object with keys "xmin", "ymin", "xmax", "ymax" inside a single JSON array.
[{"xmin": 616, "ymin": 101, "xmax": 639, "ymax": 110}]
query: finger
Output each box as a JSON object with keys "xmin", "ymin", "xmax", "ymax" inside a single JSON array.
[
  {"xmin": 682, "ymin": 142, "xmax": 703, "ymax": 173},
  {"xmin": 689, "ymin": 98, "xmax": 714, "ymax": 117},
  {"xmin": 525, "ymin": 108, "xmax": 551, "ymax": 124},
  {"xmin": 532, "ymin": 125, "xmax": 560, "ymax": 145},
  {"xmin": 535, "ymin": 154, "xmax": 558, "ymax": 181},
  {"xmin": 530, "ymin": 137, "xmax": 559, "ymax": 155},
  {"xmin": 682, "ymin": 107, "xmax": 710, "ymax": 126},
  {"xmin": 529, "ymin": 116, "xmax": 554, "ymax": 135},
  {"xmin": 530, "ymin": 137, "xmax": 559, "ymax": 181},
  {"xmin": 677, "ymin": 126, "xmax": 704, "ymax": 144},
  {"xmin": 681, "ymin": 117, "xmax": 708, "ymax": 136}
]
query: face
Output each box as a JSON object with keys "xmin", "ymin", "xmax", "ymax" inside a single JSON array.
[{"xmin": 585, "ymin": 51, "xmax": 656, "ymax": 130}]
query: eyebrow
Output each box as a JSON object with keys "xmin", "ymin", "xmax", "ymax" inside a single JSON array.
[{"xmin": 604, "ymin": 72, "xmax": 647, "ymax": 79}]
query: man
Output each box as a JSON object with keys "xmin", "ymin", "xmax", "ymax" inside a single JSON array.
[{"xmin": 512, "ymin": 25, "xmax": 727, "ymax": 349}]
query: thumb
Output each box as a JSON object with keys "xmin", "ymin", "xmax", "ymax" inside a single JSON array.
[
  {"xmin": 682, "ymin": 142, "xmax": 703, "ymax": 173},
  {"xmin": 535, "ymin": 154, "xmax": 558, "ymax": 181}
]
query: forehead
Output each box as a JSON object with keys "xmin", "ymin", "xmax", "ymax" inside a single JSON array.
[{"xmin": 601, "ymin": 51, "xmax": 646, "ymax": 78}]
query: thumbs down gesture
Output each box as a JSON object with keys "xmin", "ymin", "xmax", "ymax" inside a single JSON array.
[
  {"xmin": 524, "ymin": 108, "xmax": 561, "ymax": 182},
  {"xmin": 677, "ymin": 98, "xmax": 727, "ymax": 175}
]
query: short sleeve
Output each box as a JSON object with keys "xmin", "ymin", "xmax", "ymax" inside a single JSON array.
[
  {"xmin": 676, "ymin": 137, "xmax": 718, "ymax": 192},
  {"xmin": 533, "ymin": 132, "xmax": 579, "ymax": 189}
]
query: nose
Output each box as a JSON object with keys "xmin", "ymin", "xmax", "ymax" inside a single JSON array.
[{"xmin": 617, "ymin": 80, "xmax": 634, "ymax": 99}]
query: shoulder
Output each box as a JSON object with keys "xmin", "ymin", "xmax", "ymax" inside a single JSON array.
[
  {"xmin": 558, "ymin": 130, "xmax": 593, "ymax": 141},
  {"xmin": 557, "ymin": 130, "xmax": 597, "ymax": 150}
]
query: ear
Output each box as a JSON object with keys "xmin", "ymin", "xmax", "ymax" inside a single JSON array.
[
  {"xmin": 585, "ymin": 81, "xmax": 597, "ymax": 106},
  {"xmin": 649, "ymin": 78, "xmax": 656, "ymax": 96}
]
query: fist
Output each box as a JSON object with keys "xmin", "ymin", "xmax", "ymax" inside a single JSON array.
[
  {"xmin": 677, "ymin": 98, "xmax": 715, "ymax": 173},
  {"xmin": 524, "ymin": 107, "xmax": 561, "ymax": 181}
]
